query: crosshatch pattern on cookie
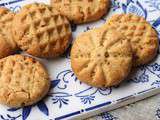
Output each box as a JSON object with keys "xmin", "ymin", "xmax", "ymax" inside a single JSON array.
[
  {"xmin": 0, "ymin": 55, "xmax": 50, "ymax": 107},
  {"xmin": 71, "ymin": 28, "xmax": 132, "ymax": 87},
  {"xmin": 106, "ymin": 14, "xmax": 159, "ymax": 66},
  {"xmin": 12, "ymin": 3, "xmax": 71, "ymax": 57}
]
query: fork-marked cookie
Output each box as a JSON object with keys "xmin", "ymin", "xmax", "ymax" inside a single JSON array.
[
  {"xmin": 12, "ymin": 3, "xmax": 72, "ymax": 58},
  {"xmin": 0, "ymin": 55, "xmax": 50, "ymax": 107},
  {"xmin": 105, "ymin": 14, "xmax": 159, "ymax": 66},
  {"xmin": 71, "ymin": 27, "xmax": 132, "ymax": 87},
  {"xmin": 51, "ymin": 0, "xmax": 110, "ymax": 24}
]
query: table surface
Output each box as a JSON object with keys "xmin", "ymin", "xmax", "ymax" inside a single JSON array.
[{"xmin": 87, "ymin": 94, "xmax": 160, "ymax": 120}]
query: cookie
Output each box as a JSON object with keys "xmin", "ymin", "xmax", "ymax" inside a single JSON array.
[
  {"xmin": 0, "ymin": 55, "xmax": 50, "ymax": 107},
  {"xmin": 71, "ymin": 28, "xmax": 132, "ymax": 87},
  {"xmin": 0, "ymin": 7, "xmax": 18, "ymax": 59},
  {"xmin": 12, "ymin": 3, "xmax": 72, "ymax": 58},
  {"xmin": 105, "ymin": 14, "xmax": 159, "ymax": 66},
  {"xmin": 51, "ymin": 0, "xmax": 110, "ymax": 24}
]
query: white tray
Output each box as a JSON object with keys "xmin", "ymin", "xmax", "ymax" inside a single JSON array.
[{"xmin": 0, "ymin": 0, "xmax": 160, "ymax": 120}]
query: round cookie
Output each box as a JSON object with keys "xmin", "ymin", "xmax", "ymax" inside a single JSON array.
[
  {"xmin": 105, "ymin": 14, "xmax": 159, "ymax": 66},
  {"xmin": 0, "ymin": 55, "xmax": 50, "ymax": 107},
  {"xmin": 51, "ymin": 0, "xmax": 110, "ymax": 24},
  {"xmin": 12, "ymin": 3, "xmax": 72, "ymax": 58},
  {"xmin": 71, "ymin": 28, "xmax": 133, "ymax": 87},
  {"xmin": 0, "ymin": 8, "xmax": 18, "ymax": 59}
]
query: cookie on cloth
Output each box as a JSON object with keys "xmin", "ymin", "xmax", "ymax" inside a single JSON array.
[
  {"xmin": 71, "ymin": 27, "xmax": 132, "ymax": 87},
  {"xmin": 51, "ymin": 0, "xmax": 110, "ymax": 24},
  {"xmin": 12, "ymin": 3, "xmax": 71, "ymax": 58},
  {"xmin": 0, "ymin": 7, "xmax": 18, "ymax": 59},
  {"xmin": 105, "ymin": 14, "xmax": 159, "ymax": 66},
  {"xmin": 0, "ymin": 55, "xmax": 50, "ymax": 107}
]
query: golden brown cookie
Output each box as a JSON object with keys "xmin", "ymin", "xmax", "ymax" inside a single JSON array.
[
  {"xmin": 12, "ymin": 3, "xmax": 71, "ymax": 58},
  {"xmin": 0, "ymin": 55, "xmax": 50, "ymax": 107},
  {"xmin": 51, "ymin": 0, "xmax": 110, "ymax": 24},
  {"xmin": 0, "ymin": 7, "xmax": 18, "ymax": 59},
  {"xmin": 105, "ymin": 14, "xmax": 159, "ymax": 66},
  {"xmin": 71, "ymin": 28, "xmax": 132, "ymax": 87}
]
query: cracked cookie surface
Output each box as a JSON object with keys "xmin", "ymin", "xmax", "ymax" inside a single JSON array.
[
  {"xmin": 71, "ymin": 28, "xmax": 132, "ymax": 87},
  {"xmin": 0, "ymin": 55, "xmax": 50, "ymax": 107},
  {"xmin": 51, "ymin": 0, "xmax": 110, "ymax": 24},
  {"xmin": 12, "ymin": 3, "xmax": 71, "ymax": 58},
  {"xmin": 106, "ymin": 14, "xmax": 159, "ymax": 66}
]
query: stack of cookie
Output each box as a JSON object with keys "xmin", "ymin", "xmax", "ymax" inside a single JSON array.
[
  {"xmin": 71, "ymin": 14, "xmax": 159, "ymax": 88},
  {"xmin": 0, "ymin": 3, "xmax": 73, "ymax": 107},
  {"xmin": 0, "ymin": 0, "xmax": 110, "ymax": 107},
  {"xmin": 0, "ymin": 0, "xmax": 111, "ymax": 59},
  {"xmin": 0, "ymin": 3, "xmax": 73, "ymax": 58},
  {"xmin": 0, "ymin": 0, "xmax": 158, "ymax": 108}
]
